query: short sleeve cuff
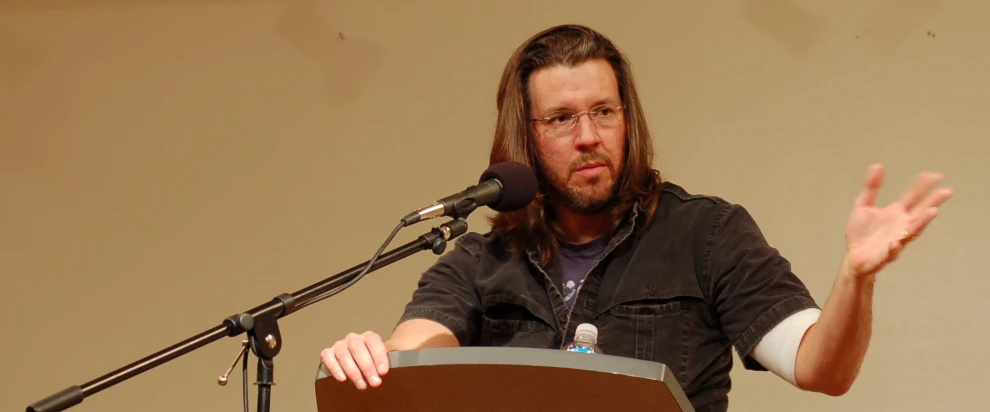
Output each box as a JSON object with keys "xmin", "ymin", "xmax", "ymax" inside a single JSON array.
[
  {"xmin": 396, "ymin": 308, "xmax": 472, "ymax": 347},
  {"xmin": 736, "ymin": 295, "xmax": 820, "ymax": 371}
]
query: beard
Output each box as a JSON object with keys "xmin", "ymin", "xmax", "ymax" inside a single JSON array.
[{"xmin": 539, "ymin": 151, "xmax": 621, "ymax": 214}]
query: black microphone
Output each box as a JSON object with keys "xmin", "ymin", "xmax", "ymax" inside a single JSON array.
[{"xmin": 401, "ymin": 161, "xmax": 538, "ymax": 226}]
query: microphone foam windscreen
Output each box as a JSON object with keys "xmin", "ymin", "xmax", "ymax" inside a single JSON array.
[{"xmin": 480, "ymin": 161, "xmax": 539, "ymax": 212}]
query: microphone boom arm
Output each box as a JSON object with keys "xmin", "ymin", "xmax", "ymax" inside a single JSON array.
[{"xmin": 26, "ymin": 218, "xmax": 470, "ymax": 412}]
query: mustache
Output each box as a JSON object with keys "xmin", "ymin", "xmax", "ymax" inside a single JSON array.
[{"xmin": 569, "ymin": 151, "xmax": 613, "ymax": 173}]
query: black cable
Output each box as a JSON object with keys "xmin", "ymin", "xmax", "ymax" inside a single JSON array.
[{"xmin": 293, "ymin": 220, "xmax": 406, "ymax": 311}]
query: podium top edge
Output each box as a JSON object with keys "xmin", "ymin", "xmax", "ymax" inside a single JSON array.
[{"xmin": 316, "ymin": 347, "xmax": 675, "ymax": 382}]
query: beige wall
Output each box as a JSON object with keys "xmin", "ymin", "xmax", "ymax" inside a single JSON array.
[{"xmin": 2, "ymin": 1, "xmax": 987, "ymax": 411}]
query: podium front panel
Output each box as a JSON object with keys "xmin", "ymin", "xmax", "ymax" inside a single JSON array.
[{"xmin": 315, "ymin": 347, "xmax": 695, "ymax": 412}]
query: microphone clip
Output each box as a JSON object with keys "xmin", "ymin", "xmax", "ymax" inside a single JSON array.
[{"xmin": 423, "ymin": 218, "xmax": 469, "ymax": 255}]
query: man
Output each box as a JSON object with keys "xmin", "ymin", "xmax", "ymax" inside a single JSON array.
[{"xmin": 319, "ymin": 24, "xmax": 952, "ymax": 410}]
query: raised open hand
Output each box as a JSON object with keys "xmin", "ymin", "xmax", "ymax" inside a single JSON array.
[{"xmin": 843, "ymin": 164, "xmax": 954, "ymax": 278}]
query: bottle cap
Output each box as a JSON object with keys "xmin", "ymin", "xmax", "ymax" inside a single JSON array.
[{"xmin": 575, "ymin": 323, "xmax": 598, "ymax": 338}]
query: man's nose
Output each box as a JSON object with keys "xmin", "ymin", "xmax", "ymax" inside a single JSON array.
[{"xmin": 572, "ymin": 113, "xmax": 601, "ymax": 148}]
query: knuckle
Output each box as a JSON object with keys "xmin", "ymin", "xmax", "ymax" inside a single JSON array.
[{"xmin": 347, "ymin": 337, "xmax": 363, "ymax": 349}]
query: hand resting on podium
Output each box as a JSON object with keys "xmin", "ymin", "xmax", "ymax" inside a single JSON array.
[{"xmin": 319, "ymin": 318, "xmax": 457, "ymax": 390}]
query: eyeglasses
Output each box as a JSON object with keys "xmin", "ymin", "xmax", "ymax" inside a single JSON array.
[{"xmin": 530, "ymin": 104, "xmax": 627, "ymax": 134}]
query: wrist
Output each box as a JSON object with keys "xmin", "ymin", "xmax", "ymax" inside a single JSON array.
[{"xmin": 839, "ymin": 255, "xmax": 878, "ymax": 285}]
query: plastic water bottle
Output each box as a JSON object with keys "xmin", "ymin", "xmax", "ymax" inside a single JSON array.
[{"xmin": 564, "ymin": 323, "xmax": 601, "ymax": 354}]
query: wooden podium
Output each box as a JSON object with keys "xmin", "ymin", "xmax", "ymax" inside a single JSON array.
[{"xmin": 314, "ymin": 347, "xmax": 695, "ymax": 412}]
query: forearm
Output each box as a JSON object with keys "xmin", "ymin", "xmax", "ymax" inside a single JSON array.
[
  {"xmin": 795, "ymin": 257, "xmax": 875, "ymax": 396},
  {"xmin": 384, "ymin": 318, "xmax": 461, "ymax": 351}
]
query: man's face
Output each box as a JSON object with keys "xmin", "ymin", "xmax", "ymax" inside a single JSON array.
[{"xmin": 527, "ymin": 58, "xmax": 626, "ymax": 214}]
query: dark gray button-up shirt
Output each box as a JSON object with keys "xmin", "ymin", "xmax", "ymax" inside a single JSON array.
[{"xmin": 397, "ymin": 181, "xmax": 820, "ymax": 411}]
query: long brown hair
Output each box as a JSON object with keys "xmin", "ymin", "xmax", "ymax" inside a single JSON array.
[{"xmin": 487, "ymin": 24, "xmax": 663, "ymax": 267}]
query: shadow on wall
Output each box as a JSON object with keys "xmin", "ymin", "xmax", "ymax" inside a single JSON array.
[
  {"xmin": 0, "ymin": 26, "xmax": 46, "ymax": 88},
  {"xmin": 276, "ymin": 0, "xmax": 383, "ymax": 105},
  {"xmin": 738, "ymin": 0, "xmax": 824, "ymax": 58},
  {"xmin": 0, "ymin": 0, "xmax": 284, "ymax": 11},
  {"xmin": 736, "ymin": 0, "xmax": 943, "ymax": 58},
  {"xmin": 857, "ymin": 0, "xmax": 943, "ymax": 56},
  {"xmin": 0, "ymin": 25, "xmax": 68, "ymax": 177},
  {"xmin": 0, "ymin": 0, "xmax": 384, "ymax": 105}
]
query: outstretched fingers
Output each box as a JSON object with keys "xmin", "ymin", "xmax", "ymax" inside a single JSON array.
[
  {"xmin": 899, "ymin": 171, "xmax": 945, "ymax": 211},
  {"xmin": 904, "ymin": 190, "xmax": 952, "ymax": 239},
  {"xmin": 908, "ymin": 207, "xmax": 940, "ymax": 239},
  {"xmin": 921, "ymin": 187, "xmax": 954, "ymax": 210},
  {"xmin": 854, "ymin": 164, "xmax": 885, "ymax": 207}
]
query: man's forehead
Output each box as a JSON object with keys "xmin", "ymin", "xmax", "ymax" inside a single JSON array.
[{"xmin": 528, "ymin": 60, "xmax": 620, "ymax": 113}]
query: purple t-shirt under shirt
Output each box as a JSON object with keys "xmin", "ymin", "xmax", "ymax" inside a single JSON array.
[{"xmin": 558, "ymin": 236, "xmax": 607, "ymax": 308}]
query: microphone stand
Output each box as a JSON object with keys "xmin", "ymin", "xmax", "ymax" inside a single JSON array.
[{"xmin": 26, "ymin": 217, "xmax": 471, "ymax": 412}]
